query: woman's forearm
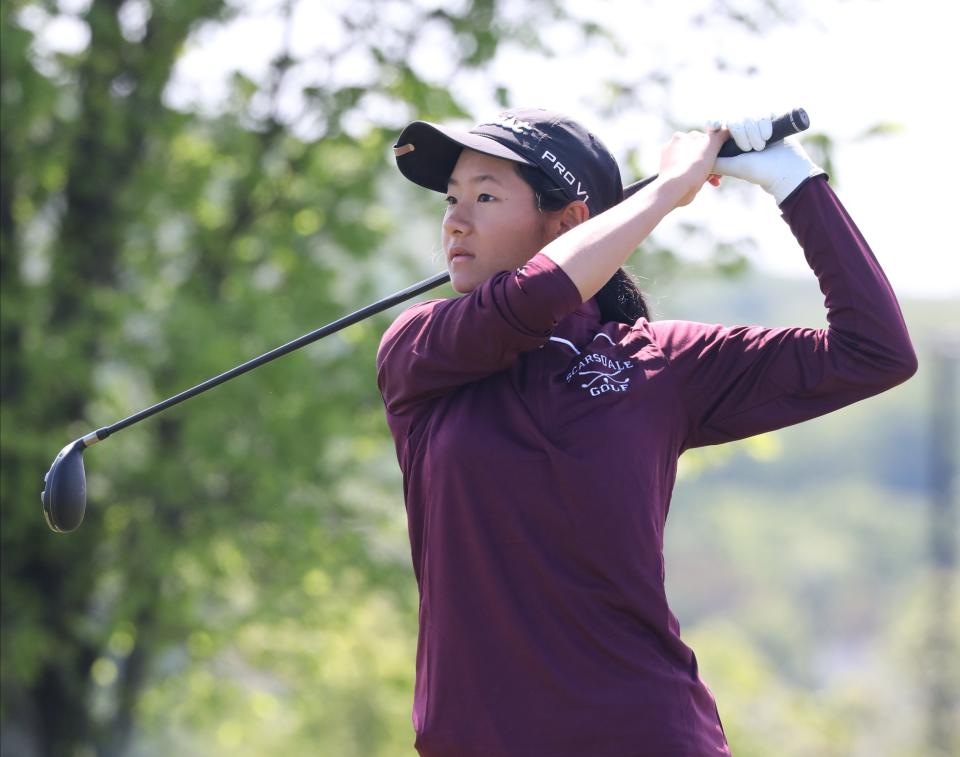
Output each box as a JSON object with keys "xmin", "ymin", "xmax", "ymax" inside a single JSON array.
[{"xmin": 540, "ymin": 175, "xmax": 689, "ymax": 302}]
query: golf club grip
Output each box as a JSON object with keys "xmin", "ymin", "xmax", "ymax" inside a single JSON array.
[{"xmin": 717, "ymin": 108, "xmax": 809, "ymax": 157}]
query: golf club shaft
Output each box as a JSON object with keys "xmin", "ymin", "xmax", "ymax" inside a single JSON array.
[{"xmin": 84, "ymin": 269, "xmax": 451, "ymax": 446}]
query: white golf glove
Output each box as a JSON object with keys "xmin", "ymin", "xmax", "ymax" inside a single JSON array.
[{"xmin": 710, "ymin": 115, "xmax": 825, "ymax": 205}]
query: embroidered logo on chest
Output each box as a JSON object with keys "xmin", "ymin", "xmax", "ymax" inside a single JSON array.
[{"xmin": 564, "ymin": 352, "xmax": 635, "ymax": 398}]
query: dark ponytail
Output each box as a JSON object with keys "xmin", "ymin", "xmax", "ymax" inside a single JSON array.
[
  {"xmin": 514, "ymin": 163, "xmax": 649, "ymax": 325},
  {"xmin": 595, "ymin": 268, "xmax": 649, "ymax": 324}
]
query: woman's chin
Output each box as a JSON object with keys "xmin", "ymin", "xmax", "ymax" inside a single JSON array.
[{"xmin": 449, "ymin": 270, "xmax": 479, "ymax": 295}]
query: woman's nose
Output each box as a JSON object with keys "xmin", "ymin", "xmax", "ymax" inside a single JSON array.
[{"xmin": 443, "ymin": 204, "xmax": 471, "ymax": 237}]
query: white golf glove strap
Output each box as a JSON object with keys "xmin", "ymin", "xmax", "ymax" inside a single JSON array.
[{"xmin": 711, "ymin": 116, "xmax": 825, "ymax": 205}]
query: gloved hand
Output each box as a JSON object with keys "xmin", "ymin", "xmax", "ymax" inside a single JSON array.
[{"xmin": 709, "ymin": 115, "xmax": 825, "ymax": 205}]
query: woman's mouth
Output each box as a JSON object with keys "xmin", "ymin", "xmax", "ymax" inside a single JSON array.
[{"xmin": 448, "ymin": 247, "xmax": 474, "ymax": 263}]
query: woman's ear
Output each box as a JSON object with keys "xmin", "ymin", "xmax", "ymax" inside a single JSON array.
[{"xmin": 555, "ymin": 201, "xmax": 590, "ymax": 237}]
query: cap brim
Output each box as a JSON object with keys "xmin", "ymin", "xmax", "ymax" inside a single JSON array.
[{"xmin": 394, "ymin": 121, "xmax": 533, "ymax": 194}]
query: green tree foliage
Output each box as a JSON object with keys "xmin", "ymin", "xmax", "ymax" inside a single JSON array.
[{"xmin": 661, "ymin": 282, "xmax": 959, "ymax": 757}]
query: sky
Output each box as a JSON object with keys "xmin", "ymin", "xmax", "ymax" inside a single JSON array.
[{"xmin": 29, "ymin": 0, "xmax": 960, "ymax": 299}]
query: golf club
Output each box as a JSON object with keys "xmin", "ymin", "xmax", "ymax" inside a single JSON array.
[
  {"xmin": 42, "ymin": 108, "xmax": 810, "ymax": 533},
  {"xmin": 41, "ymin": 269, "xmax": 451, "ymax": 532}
]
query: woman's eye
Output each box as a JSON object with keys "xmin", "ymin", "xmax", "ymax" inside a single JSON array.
[{"xmin": 443, "ymin": 193, "xmax": 494, "ymax": 207}]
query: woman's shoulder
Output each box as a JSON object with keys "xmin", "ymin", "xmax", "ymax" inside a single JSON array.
[
  {"xmin": 629, "ymin": 317, "xmax": 735, "ymax": 357},
  {"xmin": 377, "ymin": 298, "xmax": 449, "ymax": 360},
  {"xmin": 386, "ymin": 297, "xmax": 448, "ymax": 329}
]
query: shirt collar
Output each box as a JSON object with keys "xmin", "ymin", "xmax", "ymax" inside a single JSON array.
[{"xmin": 553, "ymin": 297, "xmax": 602, "ymax": 345}]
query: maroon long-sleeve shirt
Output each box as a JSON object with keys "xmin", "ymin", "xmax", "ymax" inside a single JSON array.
[{"xmin": 376, "ymin": 177, "xmax": 917, "ymax": 756}]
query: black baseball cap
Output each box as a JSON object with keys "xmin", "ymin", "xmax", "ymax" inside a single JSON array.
[{"xmin": 393, "ymin": 107, "xmax": 655, "ymax": 217}]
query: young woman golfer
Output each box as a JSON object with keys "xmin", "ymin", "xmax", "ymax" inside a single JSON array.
[{"xmin": 377, "ymin": 109, "xmax": 916, "ymax": 756}]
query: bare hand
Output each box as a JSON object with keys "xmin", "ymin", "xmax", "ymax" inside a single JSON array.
[{"xmin": 657, "ymin": 128, "xmax": 728, "ymax": 207}]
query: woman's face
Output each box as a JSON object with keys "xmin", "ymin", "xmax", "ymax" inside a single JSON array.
[{"xmin": 442, "ymin": 149, "xmax": 557, "ymax": 294}]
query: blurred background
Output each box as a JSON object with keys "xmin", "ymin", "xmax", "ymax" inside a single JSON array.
[{"xmin": 1, "ymin": 0, "xmax": 957, "ymax": 755}]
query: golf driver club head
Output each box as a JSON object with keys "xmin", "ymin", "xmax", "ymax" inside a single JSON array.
[{"xmin": 41, "ymin": 439, "xmax": 87, "ymax": 532}]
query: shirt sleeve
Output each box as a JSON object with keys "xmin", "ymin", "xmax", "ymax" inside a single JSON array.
[
  {"xmin": 649, "ymin": 175, "xmax": 918, "ymax": 450},
  {"xmin": 376, "ymin": 252, "xmax": 583, "ymax": 419}
]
